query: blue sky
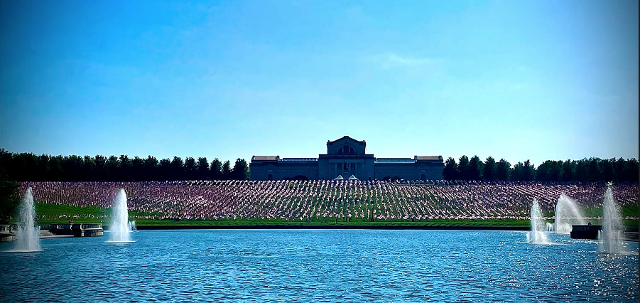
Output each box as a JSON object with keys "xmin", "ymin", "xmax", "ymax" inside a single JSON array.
[{"xmin": 1, "ymin": 0, "xmax": 638, "ymax": 166}]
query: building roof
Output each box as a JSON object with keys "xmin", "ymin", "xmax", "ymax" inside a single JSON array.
[
  {"xmin": 375, "ymin": 158, "xmax": 416, "ymax": 164},
  {"xmin": 252, "ymin": 156, "xmax": 279, "ymax": 161},
  {"xmin": 327, "ymin": 135, "xmax": 365, "ymax": 144},
  {"xmin": 415, "ymin": 156, "xmax": 443, "ymax": 161},
  {"xmin": 281, "ymin": 158, "xmax": 318, "ymax": 162}
]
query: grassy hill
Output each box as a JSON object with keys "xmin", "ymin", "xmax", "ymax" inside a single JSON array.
[
  {"xmin": 32, "ymin": 202, "xmax": 638, "ymax": 228},
  {"xmin": 13, "ymin": 181, "xmax": 638, "ymax": 228}
]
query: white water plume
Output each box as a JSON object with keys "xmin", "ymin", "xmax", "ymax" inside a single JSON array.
[
  {"xmin": 527, "ymin": 199, "xmax": 550, "ymax": 245},
  {"xmin": 599, "ymin": 186, "xmax": 624, "ymax": 254},
  {"xmin": 554, "ymin": 194, "xmax": 586, "ymax": 234},
  {"xmin": 107, "ymin": 189, "xmax": 134, "ymax": 243},
  {"xmin": 7, "ymin": 187, "xmax": 42, "ymax": 252}
]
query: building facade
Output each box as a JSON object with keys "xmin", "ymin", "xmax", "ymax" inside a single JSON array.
[{"xmin": 250, "ymin": 136, "xmax": 444, "ymax": 181}]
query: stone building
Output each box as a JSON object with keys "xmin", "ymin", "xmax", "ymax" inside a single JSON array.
[{"xmin": 250, "ymin": 136, "xmax": 444, "ymax": 181}]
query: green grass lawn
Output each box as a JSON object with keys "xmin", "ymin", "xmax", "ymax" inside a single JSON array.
[
  {"xmin": 126, "ymin": 218, "xmax": 533, "ymax": 227},
  {"xmin": 36, "ymin": 203, "xmax": 108, "ymax": 219},
  {"xmin": 29, "ymin": 202, "xmax": 638, "ymax": 228}
]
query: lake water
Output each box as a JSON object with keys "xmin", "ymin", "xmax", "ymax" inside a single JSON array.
[{"xmin": 0, "ymin": 230, "xmax": 638, "ymax": 302}]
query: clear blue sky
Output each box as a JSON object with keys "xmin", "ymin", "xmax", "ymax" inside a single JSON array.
[{"xmin": 1, "ymin": 0, "xmax": 638, "ymax": 166}]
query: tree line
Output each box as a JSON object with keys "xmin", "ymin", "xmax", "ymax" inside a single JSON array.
[
  {"xmin": 1, "ymin": 149, "xmax": 638, "ymax": 183},
  {"xmin": 443, "ymin": 155, "xmax": 639, "ymax": 182},
  {"xmin": 0, "ymin": 149, "xmax": 250, "ymax": 182}
]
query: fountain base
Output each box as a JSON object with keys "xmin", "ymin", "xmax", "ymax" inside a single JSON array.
[{"xmin": 570, "ymin": 225, "xmax": 601, "ymax": 239}]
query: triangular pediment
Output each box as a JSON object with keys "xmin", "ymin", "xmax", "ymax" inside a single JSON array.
[
  {"xmin": 326, "ymin": 136, "xmax": 367, "ymax": 155},
  {"xmin": 328, "ymin": 136, "xmax": 363, "ymax": 145}
]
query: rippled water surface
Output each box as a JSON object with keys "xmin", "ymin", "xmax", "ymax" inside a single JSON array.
[{"xmin": 1, "ymin": 230, "xmax": 638, "ymax": 302}]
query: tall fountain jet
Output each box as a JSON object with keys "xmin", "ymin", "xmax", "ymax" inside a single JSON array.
[
  {"xmin": 107, "ymin": 189, "xmax": 134, "ymax": 243},
  {"xmin": 13, "ymin": 187, "xmax": 42, "ymax": 252},
  {"xmin": 554, "ymin": 194, "xmax": 586, "ymax": 234},
  {"xmin": 599, "ymin": 186, "xmax": 624, "ymax": 254},
  {"xmin": 527, "ymin": 199, "xmax": 550, "ymax": 244},
  {"xmin": 527, "ymin": 199, "xmax": 549, "ymax": 244}
]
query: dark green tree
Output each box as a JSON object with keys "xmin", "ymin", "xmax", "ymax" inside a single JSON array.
[
  {"xmin": 483, "ymin": 156, "xmax": 496, "ymax": 181},
  {"xmin": 0, "ymin": 152, "xmax": 20, "ymax": 223},
  {"xmin": 27, "ymin": 153, "xmax": 38, "ymax": 180},
  {"xmin": 495, "ymin": 159, "xmax": 510, "ymax": 181},
  {"xmin": 105, "ymin": 156, "xmax": 119, "ymax": 181},
  {"xmin": 11, "ymin": 153, "xmax": 37, "ymax": 181},
  {"xmin": 37, "ymin": 154, "xmax": 50, "ymax": 181},
  {"xmin": 197, "ymin": 157, "xmax": 209, "ymax": 180},
  {"xmin": 48, "ymin": 155, "xmax": 62, "ymax": 181},
  {"xmin": 457, "ymin": 155, "xmax": 470, "ymax": 180},
  {"xmin": 132, "ymin": 156, "xmax": 144, "ymax": 181},
  {"xmin": 118, "ymin": 155, "xmax": 132, "ymax": 181},
  {"xmin": 550, "ymin": 160, "xmax": 563, "ymax": 181},
  {"xmin": 0, "ymin": 149, "xmax": 12, "ymax": 175},
  {"xmin": 468, "ymin": 156, "xmax": 483, "ymax": 180},
  {"xmin": 537, "ymin": 160, "xmax": 563, "ymax": 182},
  {"xmin": 601, "ymin": 158, "xmax": 614, "ymax": 182},
  {"xmin": 511, "ymin": 162, "xmax": 524, "ymax": 181},
  {"xmin": 575, "ymin": 159, "xmax": 588, "ymax": 182},
  {"xmin": 222, "ymin": 160, "xmax": 232, "ymax": 180},
  {"xmin": 170, "ymin": 156, "xmax": 184, "ymax": 180},
  {"xmin": 144, "ymin": 156, "xmax": 159, "ymax": 181},
  {"xmin": 210, "ymin": 158, "xmax": 222, "ymax": 180},
  {"xmin": 232, "ymin": 158, "xmax": 250, "ymax": 180},
  {"xmin": 536, "ymin": 161, "xmax": 549, "ymax": 182},
  {"xmin": 442, "ymin": 157, "xmax": 457, "ymax": 180},
  {"xmin": 63, "ymin": 155, "xmax": 84, "ymax": 181},
  {"xmin": 94, "ymin": 155, "xmax": 106, "ymax": 181},
  {"xmin": 587, "ymin": 158, "xmax": 601, "ymax": 182},
  {"xmin": 522, "ymin": 160, "xmax": 534, "ymax": 181},
  {"xmin": 614, "ymin": 158, "xmax": 626, "ymax": 182},
  {"xmin": 623, "ymin": 158, "xmax": 639, "ymax": 182},
  {"xmin": 561, "ymin": 160, "xmax": 575, "ymax": 182},
  {"xmin": 83, "ymin": 155, "xmax": 96, "ymax": 180},
  {"xmin": 0, "ymin": 177, "xmax": 20, "ymax": 223},
  {"xmin": 184, "ymin": 157, "xmax": 197, "ymax": 180},
  {"xmin": 159, "ymin": 158, "xmax": 171, "ymax": 181}
]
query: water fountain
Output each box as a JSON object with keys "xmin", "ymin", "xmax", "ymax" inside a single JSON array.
[
  {"xmin": 11, "ymin": 187, "xmax": 42, "ymax": 252},
  {"xmin": 106, "ymin": 189, "xmax": 134, "ymax": 243},
  {"xmin": 599, "ymin": 186, "xmax": 624, "ymax": 254},
  {"xmin": 545, "ymin": 222, "xmax": 554, "ymax": 231},
  {"xmin": 527, "ymin": 199, "xmax": 550, "ymax": 244},
  {"xmin": 554, "ymin": 194, "xmax": 586, "ymax": 234}
]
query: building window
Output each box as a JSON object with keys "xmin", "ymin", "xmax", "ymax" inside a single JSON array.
[
  {"xmin": 344, "ymin": 162, "xmax": 348, "ymax": 172},
  {"xmin": 268, "ymin": 174, "xmax": 273, "ymax": 180},
  {"xmin": 338, "ymin": 145, "xmax": 355, "ymax": 155}
]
